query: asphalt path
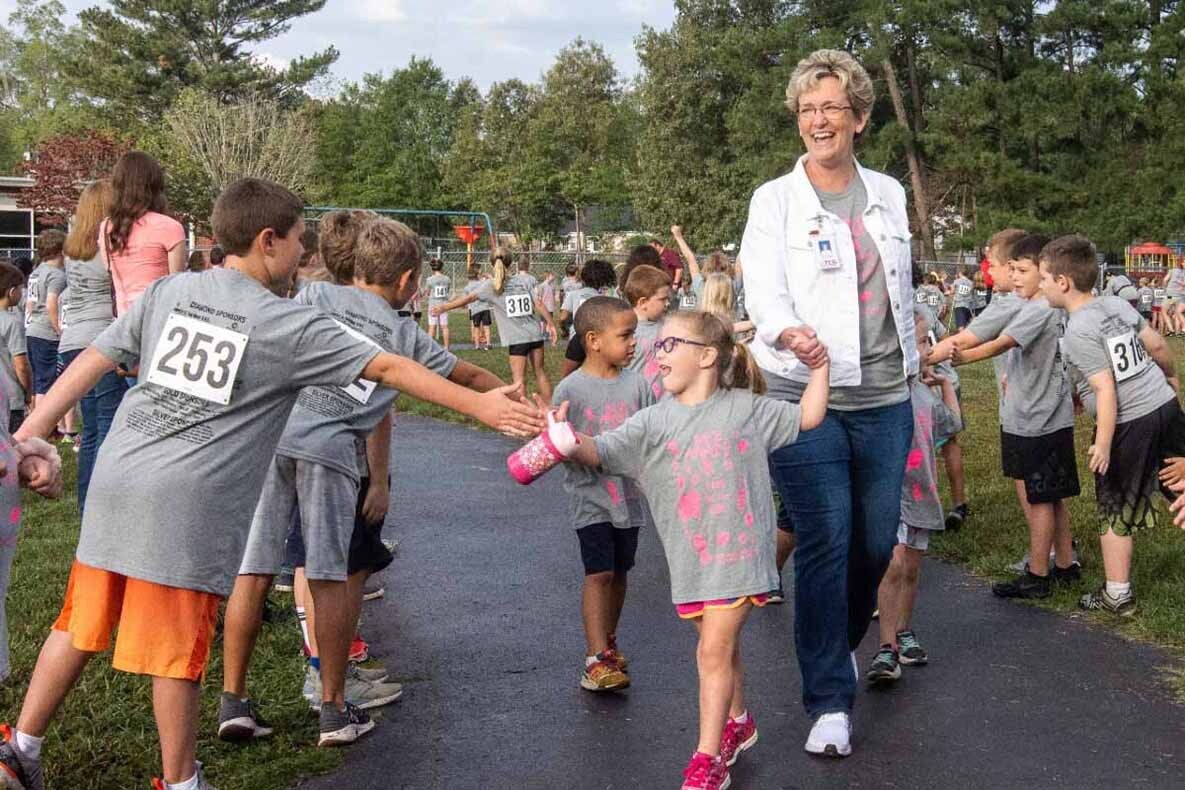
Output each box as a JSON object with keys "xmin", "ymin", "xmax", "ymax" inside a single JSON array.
[{"xmin": 302, "ymin": 415, "xmax": 1185, "ymax": 789}]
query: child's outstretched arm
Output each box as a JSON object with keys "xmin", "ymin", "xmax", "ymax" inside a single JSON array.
[
  {"xmin": 14, "ymin": 346, "xmax": 114, "ymax": 442},
  {"xmin": 954, "ymin": 334, "xmax": 1017, "ymax": 366},
  {"xmin": 1085, "ymin": 370, "xmax": 1117, "ymax": 475},
  {"xmin": 1139, "ymin": 325, "xmax": 1178, "ymax": 391},
  {"xmin": 430, "ymin": 292, "xmax": 476, "ymax": 315},
  {"xmin": 364, "ymin": 352, "xmax": 543, "ymax": 436},
  {"xmin": 449, "ymin": 360, "xmax": 509, "ymax": 394},
  {"xmin": 929, "ymin": 328, "xmax": 987, "ymax": 364},
  {"xmin": 798, "ymin": 358, "xmax": 830, "ymax": 431},
  {"xmin": 550, "ymin": 399, "xmax": 600, "ymax": 466}
]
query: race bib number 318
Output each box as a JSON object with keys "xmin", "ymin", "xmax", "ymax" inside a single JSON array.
[
  {"xmin": 146, "ymin": 313, "xmax": 249, "ymax": 405},
  {"xmin": 506, "ymin": 293, "xmax": 533, "ymax": 318}
]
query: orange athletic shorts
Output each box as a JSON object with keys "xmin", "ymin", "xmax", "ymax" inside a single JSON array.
[{"xmin": 52, "ymin": 560, "xmax": 221, "ymax": 681}]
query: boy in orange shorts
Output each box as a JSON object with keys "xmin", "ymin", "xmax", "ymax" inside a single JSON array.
[{"xmin": 0, "ymin": 178, "xmax": 541, "ymax": 790}]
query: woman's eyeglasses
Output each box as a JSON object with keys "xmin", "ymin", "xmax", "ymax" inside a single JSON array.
[
  {"xmin": 796, "ymin": 104, "xmax": 852, "ymax": 121},
  {"xmin": 655, "ymin": 336, "xmax": 708, "ymax": 354}
]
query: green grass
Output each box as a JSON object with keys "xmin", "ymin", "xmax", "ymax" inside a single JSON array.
[{"xmin": 7, "ymin": 322, "xmax": 1185, "ymax": 786}]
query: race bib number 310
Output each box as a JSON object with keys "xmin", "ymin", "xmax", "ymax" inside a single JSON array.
[
  {"xmin": 1107, "ymin": 331, "xmax": 1150, "ymax": 382},
  {"xmin": 505, "ymin": 293, "xmax": 533, "ymax": 318},
  {"xmin": 146, "ymin": 313, "xmax": 249, "ymax": 405}
]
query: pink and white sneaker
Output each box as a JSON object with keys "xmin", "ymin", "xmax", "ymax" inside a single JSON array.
[
  {"xmin": 719, "ymin": 712, "xmax": 758, "ymax": 767},
  {"xmin": 681, "ymin": 751, "xmax": 730, "ymax": 790}
]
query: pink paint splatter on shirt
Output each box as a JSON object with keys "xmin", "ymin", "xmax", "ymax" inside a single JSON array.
[
  {"xmin": 8, "ymin": 506, "xmax": 18, "ymax": 525},
  {"xmin": 744, "ymin": 512, "xmax": 755, "ymax": 527},
  {"xmin": 912, "ymin": 481, "xmax": 925, "ymax": 502},
  {"xmin": 716, "ymin": 532, "xmax": 731, "ymax": 547},
  {"xmin": 736, "ymin": 439, "xmax": 749, "ymax": 454},
  {"xmin": 736, "ymin": 487, "xmax": 748, "ymax": 512},
  {"xmin": 906, "ymin": 448, "xmax": 924, "ymax": 471},
  {"xmin": 677, "ymin": 490, "xmax": 702, "ymax": 522},
  {"xmin": 691, "ymin": 534, "xmax": 708, "ymax": 552},
  {"xmin": 606, "ymin": 479, "xmax": 622, "ymax": 504}
]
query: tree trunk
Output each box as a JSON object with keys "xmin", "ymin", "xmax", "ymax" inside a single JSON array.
[
  {"xmin": 882, "ymin": 58, "xmax": 935, "ymax": 260},
  {"xmin": 905, "ymin": 36, "xmax": 925, "ymax": 134}
]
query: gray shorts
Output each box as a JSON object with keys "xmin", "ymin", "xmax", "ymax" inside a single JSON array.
[
  {"xmin": 238, "ymin": 455, "xmax": 360, "ymax": 581},
  {"xmin": 897, "ymin": 523, "xmax": 932, "ymax": 552}
]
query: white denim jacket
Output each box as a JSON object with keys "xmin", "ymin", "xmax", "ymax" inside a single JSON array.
[{"xmin": 739, "ymin": 155, "xmax": 919, "ymax": 387}]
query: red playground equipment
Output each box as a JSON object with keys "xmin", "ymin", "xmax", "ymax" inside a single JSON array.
[{"xmin": 1125, "ymin": 241, "xmax": 1179, "ymax": 280}]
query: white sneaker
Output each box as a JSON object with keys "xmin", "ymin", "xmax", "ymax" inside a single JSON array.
[{"xmin": 805, "ymin": 712, "xmax": 852, "ymax": 757}]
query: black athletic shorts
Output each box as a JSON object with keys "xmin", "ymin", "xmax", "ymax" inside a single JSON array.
[
  {"xmin": 1001, "ymin": 427, "xmax": 1080, "ymax": 504},
  {"xmin": 565, "ymin": 332, "xmax": 586, "ymax": 364},
  {"xmin": 1095, "ymin": 398, "xmax": 1185, "ymax": 536},
  {"xmin": 472, "ymin": 310, "xmax": 492, "ymax": 327},
  {"xmin": 576, "ymin": 523, "xmax": 639, "ymax": 575},
  {"xmin": 508, "ymin": 340, "xmax": 544, "ymax": 357}
]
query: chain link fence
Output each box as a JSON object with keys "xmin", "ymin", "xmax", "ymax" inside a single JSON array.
[{"xmin": 430, "ymin": 249, "xmax": 635, "ymax": 291}]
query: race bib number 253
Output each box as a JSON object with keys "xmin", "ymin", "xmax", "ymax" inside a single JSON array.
[{"xmin": 146, "ymin": 313, "xmax": 249, "ymax": 405}]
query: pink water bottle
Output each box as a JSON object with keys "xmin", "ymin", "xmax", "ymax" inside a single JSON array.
[{"xmin": 507, "ymin": 411, "xmax": 580, "ymax": 485}]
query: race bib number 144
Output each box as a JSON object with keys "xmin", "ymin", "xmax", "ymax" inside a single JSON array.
[{"xmin": 146, "ymin": 313, "xmax": 249, "ymax": 405}]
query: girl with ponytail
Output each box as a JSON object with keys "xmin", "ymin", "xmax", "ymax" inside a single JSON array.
[
  {"xmin": 432, "ymin": 247, "xmax": 557, "ymax": 398},
  {"xmin": 548, "ymin": 309, "xmax": 829, "ymax": 785}
]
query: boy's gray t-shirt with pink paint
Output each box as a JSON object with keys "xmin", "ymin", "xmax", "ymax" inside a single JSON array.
[
  {"xmin": 628, "ymin": 317, "xmax": 665, "ymax": 400},
  {"xmin": 595, "ymin": 389, "xmax": 801, "ymax": 603},
  {"xmin": 553, "ymin": 368, "xmax": 654, "ymax": 529}
]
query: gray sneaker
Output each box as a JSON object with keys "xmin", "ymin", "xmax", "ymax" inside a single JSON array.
[
  {"xmin": 217, "ymin": 692, "xmax": 274, "ymax": 741},
  {"xmin": 1007, "ymin": 541, "xmax": 1080, "ymax": 573},
  {"xmin": 305, "ymin": 664, "xmax": 403, "ymax": 711},
  {"xmin": 318, "ymin": 701, "xmax": 375, "ymax": 747},
  {"xmin": 0, "ymin": 727, "xmax": 44, "ymax": 790},
  {"xmin": 1078, "ymin": 586, "xmax": 1137, "ymax": 617}
]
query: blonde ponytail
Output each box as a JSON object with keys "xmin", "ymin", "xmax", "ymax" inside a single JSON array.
[{"xmin": 491, "ymin": 247, "xmax": 511, "ymax": 294}]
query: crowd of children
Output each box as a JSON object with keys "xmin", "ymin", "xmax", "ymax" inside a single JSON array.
[{"xmin": 0, "ymin": 166, "xmax": 1180, "ymax": 790}]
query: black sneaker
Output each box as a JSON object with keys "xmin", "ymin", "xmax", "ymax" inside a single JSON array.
[
  {"xmin": 318, "ymin": 701, "xmax": 376, "ymax": 747},
  {"xmin": 767, "ymin": 585, "xmax": 785, "ymax": 605},
  {"xmin": 896, "ymin": 630, "xmax": 928, "ymax": 666},
  {"xmin": 992, "ymin": 570, "xmax": 1052, "ymax": 599},
  {"xmin": 944, "ymin": 503, "xmax": 969, "ymax": 531},
  {"xmin": 1050, "ymin": 562, "xmax": 1082, "ymax": 585},
  {"xmin": 217, "ymin": 692, "xmax": 275, "ymax": 741},
  {"xmin": 1078, "ymin": 587, "xmax": 1137, "ymax": 617},
  {"xmin": 0, "ymin": 724, "xmax": 43, "ymax": 790},
  {"xmin": 865, "ymin": 645, "xmax": 901, "ymax": 686}
]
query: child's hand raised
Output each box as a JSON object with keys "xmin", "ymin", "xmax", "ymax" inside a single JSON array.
[{"xmin": 476, "ymin": 383, "xmax": 546, "ymax": 438}]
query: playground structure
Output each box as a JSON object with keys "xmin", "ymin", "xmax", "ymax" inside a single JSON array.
[{"xmin": 1124, "ymin": 241, "xmax": 1184, "ymax": 281}]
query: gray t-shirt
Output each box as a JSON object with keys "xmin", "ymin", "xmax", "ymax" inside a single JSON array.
[
  {"xmin": 463, "ymin": 280, "xmax": 491, "ymax": 316},
  {"xmin": 25, "ymin": 263, "xmax": 66, "ymax": 341},
  {"xmin": 78, "ymin": 267, "xmax": 381, "ymax": 595},
  {"xmin": 814, "ymin": 177, "xmax": 906, "ymax": 411},
  {"xmin": 425, "ymin": 273, "xmax": 451, "ymax": 308},
  {"xmin": 1000, "ymin": 296, "xmax": 1074, "ymax": 436},
  {"xmin": 973, "ymin": 287, "xmax": 988, "ymax": 310},
  {"xmin": 553, "ymin": 368, "xmax": 655, "ymax": 529},
  {"xmin": 0, "ymin": 311, "xmax": 25, "ymax": 413},
  {"xmin": 1154, "ymin": 287, "xmax": 1167, "ymax": 307},
  {"xmin": 476, "ymin": 275, "xmax": 544, "ymax": 346},
  {"xmin": 629, "ymin": 317, "xmax": 665, "ymax": 401},
  {"xmin": 1167, "ymin": 268, "xmax": 1185, "ymax": 296},
  {"xmin": 1137, "ymin": 287, "xmax": 1154, "ymax": 313},
  {"xmin": 967, "ymin": 291, "xmax": 1023, "ymax": 416},
  {"xmin": 59, "ymin": 256, "xmax": 116, "ymax": 352},
  {"xmin": 900, "ymin": 379, "xmax": 961, "ymax": 531},
  {"xmin": 952, "ymin": 276, "xmax": 974, "ymax": 309},
  {"xmin": 679, "ymin": 274, "xmax": 704, "ymax": 310},
  {"xmin": 594, "ymin": 389, "xmax": 801, "ymax": 603},
  {"xmin": 1062, "ymin": 296, "xmax": 1176, "ymax": 423},
  {"xmin": 560, "ymin": 276, "xmax": 583, "ymax": 301},
  {"xmin": 276, "ymin": 282, "xmax": 457, "ymax": 480}
]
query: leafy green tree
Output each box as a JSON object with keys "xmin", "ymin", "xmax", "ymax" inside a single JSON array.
[{"xmin": 61, "ymin": 0, "xmax": 337, "ymax": 126}]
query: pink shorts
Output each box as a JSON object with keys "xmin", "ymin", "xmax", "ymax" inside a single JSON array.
[
  {"xmin": 427, "ymin": 310, "xmax": 447, "ymax": 328},
  {"xmin": 676, "ymin": 594, "xmax": 769, "ymax": 619}
]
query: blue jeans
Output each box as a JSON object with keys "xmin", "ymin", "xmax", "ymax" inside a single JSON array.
[
  {"xmin": 61, "ymin": 349, "xmax": 128, "ymax": 514},
  {"xmin": 768, "ymin": 398, "xmax": 913, "ymax": 718}
]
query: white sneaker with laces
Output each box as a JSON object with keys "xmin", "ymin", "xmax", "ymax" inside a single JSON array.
[{"xmin": 805, "ymin": 712, "xmax": 852, "ymax": 757}]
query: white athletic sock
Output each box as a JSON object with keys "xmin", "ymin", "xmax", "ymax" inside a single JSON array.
[
  {"xmin": 166, "ymin": 765, "xmax": 200, "ymax": 790},
  {"xmin": 13, "ymin": 730, "xmax": 42, "ymax": 760},
  {"xmin": 731, "ymin": 710, "xmax": 749, "ymax": 724},
  {"xmin": 1105, "ymin": 581, "xmax": 1132, "ymax": 599},
  {"xmin": 296, "ymin": 606, "xmax": 310, "ymax": 651}
]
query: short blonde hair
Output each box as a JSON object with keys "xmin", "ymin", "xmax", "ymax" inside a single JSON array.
[{"xmin": 785, "ymin": 49, "xmax": 874, "ymax": 118}]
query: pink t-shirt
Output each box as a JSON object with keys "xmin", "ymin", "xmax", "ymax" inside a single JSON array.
[{"xmin": 100, "ymin": 211, "xmax": 185, "ymax": 314}]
